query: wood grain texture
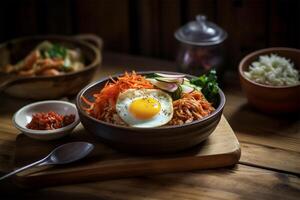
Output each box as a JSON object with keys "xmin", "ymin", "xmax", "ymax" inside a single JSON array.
[
  {"xmin": 38, "ymin": 0, "xmax": 73, "ymax": 34},
  {"xmin": 75, "ymin": 0, "xmax": 130, "ymax": 52},
  {"xmin": 240, "ymin": 142, "xmax": 300, "ymax": 174},
  {"xmin": 0, "ymin": 0, "xmax": 38, "ymax": 40},
  {"xmin": 224, "ymin": 93, "xmax": 300, "ymax": 152},
  {"xmin": 13, "ymin": 116, "xmax": 240, "ymax": 187},
  {"xmin": 0, "ymin": 0, "xmax": 300, "ymax": 61},
  {"xmin": 268, "ymin": 0, "xmax": 300, "ymax": 47},
  {"xmin": 136, "ymin": 0, "xmax": 161, "ymax": 57},
  {"xmin": 159, "ymin": 0, "xmax": 181, "ymax": 59},
  {"xmin": 185, "ymin": 0, "xmax": 216, "ymax": 22},
  {"xmin": 216, "ymin": 0, "xmax": 268, "ymax": 67},
  {"xmin": 223, "ymin": 84, "xmax": 300, "ymax": 175},
  {"xmin": 8, "ymin": 165, "xmax": 300, "ymax": 200}
]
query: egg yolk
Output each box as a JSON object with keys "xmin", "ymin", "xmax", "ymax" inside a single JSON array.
[{"xmin": 129, "ymin": 97, "xmax": 161, "ymax": 120}]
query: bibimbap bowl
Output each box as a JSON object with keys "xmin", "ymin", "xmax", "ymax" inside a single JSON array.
[{"xmin": 76, "ymin": 71, "xmax": 225, "ymax": 154}]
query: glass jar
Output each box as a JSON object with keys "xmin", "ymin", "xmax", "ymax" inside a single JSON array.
[{"xmin": 175, "ymin": 15, "xmax": 227, "ymax": 76}]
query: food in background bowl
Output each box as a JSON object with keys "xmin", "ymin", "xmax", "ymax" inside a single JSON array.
[
  {"xmin": 0, "ymin": 35, "xmax": 101, "ymax": 99},
  {"xmin": 239, "ymin": 47, "xmax": 300, "ymax": 113},
  {"xmin": 81, "ymin": 71, "xmax": 218, "ymax": 128},
  {"xmin": 244, "ymin": 54, "xmax": 299, "ymax": 86},
  {"xmin": 1, "ymin": 41, "xmax": 84, "ymax": 76}
]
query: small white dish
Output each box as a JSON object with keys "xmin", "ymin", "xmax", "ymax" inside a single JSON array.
[{"xmin": 13, "ymin": 100, "xmax": 80, "ymax": 140}]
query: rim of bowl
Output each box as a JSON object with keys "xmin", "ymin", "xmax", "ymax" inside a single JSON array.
[
  {"xmin": 13, "ymin": 100, "xmax": 80, "ymax": 134},
  {"xmin": 76, "ymin": 71, "xmax": 226, "ymax": 130},
  {"xmin": 239, "ymin": 47, "xmax": 300, "ymax": 89},
  {"xmin": 0, "ymin": 35, "xmax": 101, "ymax": 81}
]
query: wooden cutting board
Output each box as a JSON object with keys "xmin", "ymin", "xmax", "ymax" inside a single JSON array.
[{"xmin": 13, "ymin": 116, "xmax": 240, "ymax": 187}]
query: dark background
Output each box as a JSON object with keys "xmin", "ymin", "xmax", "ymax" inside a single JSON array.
[{"xmin": 1, "ymin": 0, "xmax": 299, "ymax": 69}]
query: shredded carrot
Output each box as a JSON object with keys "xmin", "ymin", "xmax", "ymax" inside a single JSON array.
[
  {"xmin": 81, "ymin": 71, "xmax": 153, "ymax": 120},
  {"xmin": 168, "ymin": 91, "xmax": 215, "ymax": 125}
]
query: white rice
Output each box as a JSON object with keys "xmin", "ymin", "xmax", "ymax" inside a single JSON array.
[{"xmin": 244, "ymin": 54, "xmax": 299, "ymax": 86}]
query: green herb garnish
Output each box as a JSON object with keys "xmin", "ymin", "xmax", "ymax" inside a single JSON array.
[
  {"xmin": 41, "ymin": 43, "xmax": 67, "ymax": 59},
  {"xmin": 190, "ymin": 70, "xmax": 219, "ymax": 104}
]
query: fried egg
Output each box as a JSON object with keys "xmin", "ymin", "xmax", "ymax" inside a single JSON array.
[{"xmin": 116, "ymin": 89, "xmax": 173, "ymax": 128}]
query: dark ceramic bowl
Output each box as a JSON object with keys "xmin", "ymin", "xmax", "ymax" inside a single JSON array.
[
  {"xmin": 0, "ymin": 34, "xmax": 102, "ymax": 99},
  {"xmin": 239, "ymin": 47, "xmax": 300, "ymax": 113},
  {"xmin": 76, "ymin": 71, "xmax": 225, "ymax": 154}
]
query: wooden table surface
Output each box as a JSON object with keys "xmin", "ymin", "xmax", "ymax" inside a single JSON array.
[{"xmin": 0, "ymin": 52, "xmax": 299, "ymax": 199}]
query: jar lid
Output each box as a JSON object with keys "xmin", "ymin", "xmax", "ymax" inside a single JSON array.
[{"xmin": 175, "ymin": 15, "xmax": 227, "ymax": 46}]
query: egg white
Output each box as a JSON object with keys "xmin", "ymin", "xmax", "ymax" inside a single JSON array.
[{"xmin": 116, "ymin": 89, "xmax": 173, "ymax": 128}]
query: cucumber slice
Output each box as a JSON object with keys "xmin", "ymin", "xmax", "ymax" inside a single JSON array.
[
  {"xmin": 183, "ymin": 79, "xmax": 202, "ymax": 91},
  {"xmin": 155, "ymin": 77, "xmax": 184, "ymax": 84},
  {"xmin": 155, "ymin": 73, "xmax": 185, "ymax": 78},
  {"xmin": 181, "ymin": 85, "xmax": 195, "ymax": 93}
]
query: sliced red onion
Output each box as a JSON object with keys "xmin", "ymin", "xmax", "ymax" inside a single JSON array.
[{"xmin": 147, "ymin": 78, "xmax": 178, "ymax": 92}]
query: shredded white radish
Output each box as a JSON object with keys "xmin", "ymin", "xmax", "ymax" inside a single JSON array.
[{"xmin": 244, "ymin": 54, "xmax": 299, "ymax": 86}]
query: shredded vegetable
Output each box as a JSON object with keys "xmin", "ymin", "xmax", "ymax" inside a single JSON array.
[
  {"xmin": 1, "ymin": 41, "xmax": 84, "ymax": 76},
  {"xmin": 168, "ymin": 91, "xmax": 215, "ymax": 125},
  {"xmin": 81, "ymin": 71, "xmax": 154, "ymax": 120},
  {"xmin": 244, "ymin": 54, "xmax": 299, "ymax": 86}
]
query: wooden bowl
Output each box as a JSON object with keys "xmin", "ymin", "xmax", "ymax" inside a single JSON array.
[
  {"xmin": 239, "ymin": 47, "xmax": 300, "ymax": 113},
  {"xmin": 76, "ymin": 71, "xmax": 226, "ymax": 154},
  {"xmin": 0, "ymin": 34, "xmax": 102, "ymax": 99}
]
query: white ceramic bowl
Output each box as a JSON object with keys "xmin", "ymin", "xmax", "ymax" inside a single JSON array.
[{"xmin": 13, "ymin": 100, "xmax": 80, "ymax": 140}]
